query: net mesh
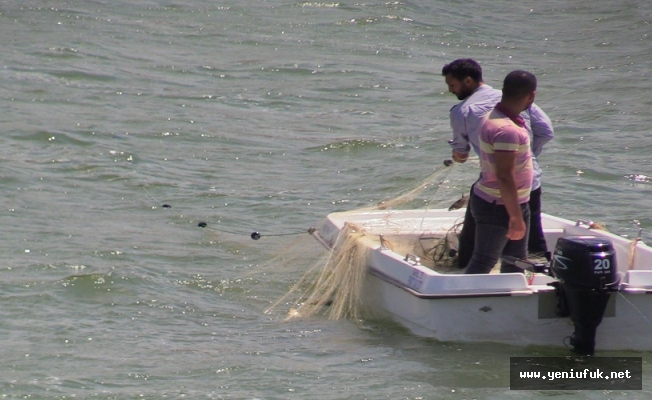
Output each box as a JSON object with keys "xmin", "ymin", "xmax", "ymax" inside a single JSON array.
[
  {"xmin": 265, "ymin": 160, "xmax": 639, "ymax": 322},
  {"xmin": 267, "ymin": 163, "xmax": 465, "ymax": 321}
]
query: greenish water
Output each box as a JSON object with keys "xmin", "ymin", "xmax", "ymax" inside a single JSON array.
[{"xmin": 1, "ymin": 1, "xmax": 651, "ymax": 398}]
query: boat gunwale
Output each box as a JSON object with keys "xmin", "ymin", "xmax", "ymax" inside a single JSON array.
[{"xmin": 367, "ymin": 267, "xmax": 535, "ymax": 299}]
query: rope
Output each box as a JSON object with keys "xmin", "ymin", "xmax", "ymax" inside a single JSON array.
[
  {"xmin": 628, "ymin": 228, "xmax": 643, "ymax": 270},
  {"xmin": 197, "ymin": 222, "xmax": 311, "ymax": 240}
]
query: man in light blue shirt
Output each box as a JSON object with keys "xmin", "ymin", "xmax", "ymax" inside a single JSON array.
[{"xmin": 442, "ymin": 59, "xmax": 554, "ymax": 267}]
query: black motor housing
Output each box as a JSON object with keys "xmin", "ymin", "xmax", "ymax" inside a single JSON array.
[
  {"xmin": 551, "ymin": 236, "xmax": 618, "ymax": 290},
  {"xmin": 549, "ymin": 236, "xmax": 620, "ymax": 356}
]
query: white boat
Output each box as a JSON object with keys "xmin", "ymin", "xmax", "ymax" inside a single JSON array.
[{"xmin": 309, "ymin": 207, "xmax": 652, "ymax": 353}]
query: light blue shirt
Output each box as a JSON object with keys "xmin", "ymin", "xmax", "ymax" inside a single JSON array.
[{"xmin": 448, "ymin": 84, "xmax": 554, "ymax": 190}]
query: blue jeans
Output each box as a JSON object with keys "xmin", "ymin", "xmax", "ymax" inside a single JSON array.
[{"xmin": 464, "ymin": 193, "xmax": 530, "ymax": 274}]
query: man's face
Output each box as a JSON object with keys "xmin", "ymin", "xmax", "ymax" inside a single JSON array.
[{"xmin": 445, "ymin": 74, "xmax": 474, "ymax": 100}]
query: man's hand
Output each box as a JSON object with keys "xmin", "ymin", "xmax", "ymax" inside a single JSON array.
[
  {"xmin": 494, "ymin": 150, "xmax": 526, "ymax": 240},
  {"xmin": 452, "ymin": 151, "xmax": 469, "ymax": 163},
  {"xmin": 507, "ymin": 216, "xmax": 527, "ymax": 240}
]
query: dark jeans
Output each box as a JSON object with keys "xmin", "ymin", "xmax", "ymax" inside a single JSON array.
[
  {"xmin": 527, "ymin": 187, "xmax": 547, "ymax": 254},
  {"xmin": 457, "ymin": 186, "xmax": 546, "ymax": 269},
  {"xmin": 463, "ymin": 192, "xmax": 531, "ymax": 275}
]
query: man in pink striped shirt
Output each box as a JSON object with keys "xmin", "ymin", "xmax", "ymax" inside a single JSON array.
[{"xmin": 465, "ymin": 71, "xmax": 536, "ymax": 274}]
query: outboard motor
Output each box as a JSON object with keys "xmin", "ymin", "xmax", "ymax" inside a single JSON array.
[{"xmin": 549, "ymin": 236, "xmax": 620, "ymax": 356}]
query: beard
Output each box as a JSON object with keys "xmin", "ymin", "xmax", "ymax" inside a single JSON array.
[{"xmin": 455, "ymin": 84, "xmax": 475, "ymax": 100}]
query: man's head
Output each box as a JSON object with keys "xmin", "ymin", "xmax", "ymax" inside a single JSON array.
[
  {"xmin": 502, "ymin": 70, "xmax": 537, "ymax": 111},
  {"xmin": 442, "ymin": 59, "xmax": 483, "ymax": 100}
]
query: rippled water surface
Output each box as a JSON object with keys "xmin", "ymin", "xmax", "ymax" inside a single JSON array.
[{"xmin": 1, "ymin": 1, "xmax": 651, "ymax": 398}]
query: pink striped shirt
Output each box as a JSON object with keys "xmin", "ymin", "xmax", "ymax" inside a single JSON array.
[{"xmin": 474, "ymin": 104, "xmax": 533, "ymax": 205}]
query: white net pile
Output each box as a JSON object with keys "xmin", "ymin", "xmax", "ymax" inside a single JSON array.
[{"xmin": 267, "ymin": 163, "xmax": 466, "ymax": 321}]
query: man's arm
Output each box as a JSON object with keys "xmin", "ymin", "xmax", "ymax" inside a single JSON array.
[
  {"xmin": 527, "ymin": 104, "xmax": 554, "ymax": 157},
  {"xmin": 449, "ymin": 106, "xmax": 471, "ymax": 163},
  {"xmin": 494, "ymin": 150, "xmax": 526, "ymax": 240}
]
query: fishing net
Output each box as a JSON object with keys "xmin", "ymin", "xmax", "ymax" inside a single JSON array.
[
  {"xmin": 267, "ymin": 162, "xmax": 466, "ymax": 321},
  {"xmin": 266, "ymin": 159, "xmax": 646, "ymax": 322},
  {"xmin": 359, "ymin": 161, "xmax": 468, "ymax": 212},
  {"xmin": 264, "ymin": 222, "xmax": 370, "ymax": 320},
  {"xmin": 294, "ymin": 222, "xmax": 370, "ymax": 320}
]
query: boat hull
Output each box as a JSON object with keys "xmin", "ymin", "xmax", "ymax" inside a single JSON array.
[
  {"xmin": 365, "ymin": 265, "xmax": 652, "ymax": 351},
  {"xmin": 313, "ymin": 208, "xmax": 652, "ymax": 351}
]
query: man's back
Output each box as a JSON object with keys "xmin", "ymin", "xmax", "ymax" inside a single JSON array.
[
  {"xmin": 475, "ymin": 108, "xmax": 533, "ymax": 205},
  {"xmin": 448, "ymin": 84, "xmax": 502, "ymax": 157}
]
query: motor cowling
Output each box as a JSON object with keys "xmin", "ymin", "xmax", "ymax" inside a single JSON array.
[
  {"xmin": 549, "ymin": 236, "xmax": 620, "ymax": 356},
  {"xmin": 550, "ymin": 236, "xmax": 619, "ymax": 290}
]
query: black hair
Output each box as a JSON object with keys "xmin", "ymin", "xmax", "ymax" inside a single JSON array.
[
  {"xmin": 441, "ymin": 59, "xmax": 483, "ymax": 82},
  {"xmin": 502, "ymin": 70, "xmax": 537, "ymax": 99}
]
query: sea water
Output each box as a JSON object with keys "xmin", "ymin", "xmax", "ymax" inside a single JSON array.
[{"xmin": 1, "ymin": 1, "xmax": 651, "ymax": 398}]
